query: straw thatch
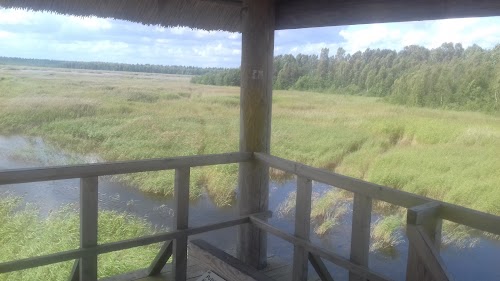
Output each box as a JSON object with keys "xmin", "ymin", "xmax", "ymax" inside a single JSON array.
[{"xmin": 0, "ymin": 0, "xmax": 242, "ymax": 32}]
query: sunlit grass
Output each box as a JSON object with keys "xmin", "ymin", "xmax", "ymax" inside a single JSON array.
[
  {"xmin": 1, "ymin": 66, "xmax": 499, "ymax": 249},
  {"xmin": 0, "ymin": 196, "xmax": 160, "ymax": 281}
]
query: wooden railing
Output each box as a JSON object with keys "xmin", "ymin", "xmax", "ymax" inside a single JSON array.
[
  {"xmin": 254, "ymin": 153, "xmax": 500, "ymax": 281},
  {"xmin": 0, "ymin": 152, "xmax": 499, "ymax": 281},
  {"xmin": 0, "ymin": 152, "xmax": 256, "ymax": 281}
]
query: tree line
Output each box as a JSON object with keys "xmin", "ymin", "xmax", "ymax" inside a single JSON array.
[
  {"xmin": 0, "ymin": 57, "xmax": 224, "ymax": 75},
  {"xmin": 192, "ymin": 43, "xmax": 500, "ymax": 112}
]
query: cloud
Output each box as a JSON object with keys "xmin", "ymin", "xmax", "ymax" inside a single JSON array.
[{"xmin": 0, "ymin": 7, "xmax": 499, "ymax": 67}]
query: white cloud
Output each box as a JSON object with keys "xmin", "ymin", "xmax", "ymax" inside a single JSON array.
[
  {"xmin": 337, "ymin": 17, "xmax": 500, "ymax": 54},
  {"xmin": 0, "ymin": 9, "xmax": 35, "ymax": 24},
  {"xmin": 66, "ymin": 16, "xmax": 112, "ymax": 31}
]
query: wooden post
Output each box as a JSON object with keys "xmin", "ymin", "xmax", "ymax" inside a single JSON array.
[
  {"xmin": 237, "ymin": 0, "xmax": 275, "ymax": 270},
  {"xmin": 406, "ymin": 202, "xmax": 442, "ymax": 281},
  {"xmin": 173, "ymin": 168, "xmax": 190, "ymax": 281},
  {"xmin": 349, "ymin": 193, "xmax": 372, "ymax": 281},
  {"xmin": 292, "ymin": 176, "xmax": 312, "ymax": 281},
  {"xmin": 80, "ymin": 177, "xmax": 98, "ymax": 281}
]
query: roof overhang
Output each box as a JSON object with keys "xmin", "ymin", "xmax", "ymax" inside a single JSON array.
[{"xmin": 1, "ymin": 0, "xmax": 500, "ymax": 32}]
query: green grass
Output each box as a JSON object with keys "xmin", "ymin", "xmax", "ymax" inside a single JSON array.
[
  {"xmin": 1, "ymin": 66, "xmax": 499, "ymax": 245},
  {"xmin": 0, "ymin": 196, "xmax": 160, "ymax": 281}
]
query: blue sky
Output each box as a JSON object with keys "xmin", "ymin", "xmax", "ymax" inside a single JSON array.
[{"xmin": 1, "ymin": 8, "xmax": 500, "ymax": 67}]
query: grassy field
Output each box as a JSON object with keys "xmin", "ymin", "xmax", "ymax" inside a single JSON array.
[
  {"xmin": 0, "ymin": 66, "xmax": 499, "ymax": 247},
  {"xmin": 0, "ymin": 196, "xmax": 159, "ymax": 281}
]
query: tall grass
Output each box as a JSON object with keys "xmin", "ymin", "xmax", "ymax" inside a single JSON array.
[
  {"xmin": 0, "ymin": 66, "xmax": 499, "ymax": 241},
  {"xmin": 0, "ymin": 196, "xmax": 159, "ymax": 281}
]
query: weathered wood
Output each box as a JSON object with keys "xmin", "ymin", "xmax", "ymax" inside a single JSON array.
[
  {"xmin": 250, "ymin": 216, "xmax": 390, "ymax": 281},
  {"xmin": 237, "ymin": 0, "xmax": 275, "ymax": 270},
  {"xmin": 0, "ymin": 152, "xmax": 251, "ymax": 185},
  {"xmin": 147, "ymin": 241, "xmax": 173, "ymax": 276},
  {"xmin": 407, "ymin": 202, "xmax": 441, "ymax": 226},
  {"xmin": 80, "ymin": 177, "xmax": 98, "ymax": 281},
  {"xmin": 173, "ymin": 168, "xmax": 190, "ymax": 281},
  {"xmin": 308, "ymin": 253, "xmax": 335, "ymax": 281},
  {"xmin": 0, "ymin": 212, "xmax": 272, "ymax": 274},
  {"xmin": 349, "ymin": 194, "xmax": 372, "ymax": 281},
  {"xmin": 275, "ymin": 0, "xmax": 500, "ymax": 30},
  {"xmin": 406, "ymin": 202, "xmax": 443, "ymax": 281},
  {"xmin": 255, "ymin": 152, "xmax": 500, "ymax": 235},
  {"xmin": 68, "ymin": 260, "xmax": 79, "ymax": 281},
  {"xmin": 292, "ymin": 176, "xmax": 312, "ymax": 281},
  {"xmin": 189, "ymin": 239, "xmax": 273, "ymax": 281},
  {"xmin": 406, "ymin": 225, "xmax": 453, "ymax": 281}
]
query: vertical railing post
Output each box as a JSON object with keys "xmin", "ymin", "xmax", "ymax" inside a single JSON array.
[
  {"xmin": 349, "ymin": 193, "xmax": 372, "ymax": 281},
  {"xmin": 406, "ymin": 202, "xmax": 442, "ymax": 281},
  {"xmin": 292, "ymin": 176, "xmax": 312, "ymax": 281},
  {"xmin": 80, "ymin": 177, "xmax": 98, "ymax": 281},
  {"xmin": 173, "ymin": 168, "xmax": 190, "ymax": 281}
]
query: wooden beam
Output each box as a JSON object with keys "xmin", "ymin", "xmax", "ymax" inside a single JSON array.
[
  {"xmin": 292, "ymin": 176, "xmax": 312, "ymax": 281},
  {"xmin": 238, "ymin": 0, "xmax": 275, "ymax": 270},
  {"xmin": 68, "ymin": 260, "xmax": 79, "ymax": 281},
  {"xmin": 406, "ymin": 202, "xmax": 442, "ymax": 281},
  {"xmin": 147, "ymin": 240, "xmax": 173, "ymax": 276},
  {"xmin": 255, "ymin": 153, "xmax": 500, "ymax": 235},
  {"xmin": 189, "ymin": 239, "xmax": 273, "ymax": 281},
  {"xmin": 308, "ymin": 253, "xmax": 335, "ymax": 281},
  {"xmin": 349, "ymin": 194, "xmax": 372, "ymax": 281},
  {"xmin": 406, "ymin": 225, "xmax": 453, "ymax": 281},
  {"xmin": 276, "ymin": 0, "xmax": 500, "ymax": 30},
  {"xmin": 250, "ymin": 216, "xmax": 390, "ymax": 281},
  {"xmin": 0, "ymin": 152, "xmax": 251, "ymax": 185},
  {"xmin": 80, "ymin": 177, "xmax": 98, "ymax": 281},
  {"xmin": 0, "ymin": 212, "xmax": 271, "ymax": 274},
  {"xmin": 173, "ymin": 168, "xmax": 190, "ymax": 281}
]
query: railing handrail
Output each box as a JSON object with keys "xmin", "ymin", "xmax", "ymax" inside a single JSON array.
[
  {"xmin": 0, "ymin": 152, "xmax": 251, "ymax": 185},
  {"xmin": 255, "ymin": 152, "xmax": 500, "ymax": 236}
]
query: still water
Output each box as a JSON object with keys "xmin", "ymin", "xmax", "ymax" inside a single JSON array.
[{"xmin": 0, "ymin": 135, "xmax": 498, "ymax": 280}]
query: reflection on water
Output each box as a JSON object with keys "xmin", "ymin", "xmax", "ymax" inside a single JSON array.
[{"xmin": 0, "ymin": 135, "xmax": 498, "ymax": 280}]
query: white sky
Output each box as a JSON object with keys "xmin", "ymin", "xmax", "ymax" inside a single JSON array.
[{"xmin": 0, "ymin": 8, "xmax": 499, "ymax": 67}]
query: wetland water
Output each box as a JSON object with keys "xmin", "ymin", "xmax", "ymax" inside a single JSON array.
[{"xmin": 0, "ymin": 135, "xmax": 498, "ymax": 280}]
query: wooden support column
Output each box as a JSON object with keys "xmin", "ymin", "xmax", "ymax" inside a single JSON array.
[
  {"xmin": 80, "ymin": 177, "xmax": 98, "ymax": 281},
  {"xmin": 406, "ymin": 202, "xmax": 443, "ymax": 281},
  {"xmin": 237, "ymin": 0, "xmax": 275, "ymax": 270},
  {"xmin": 349, "ymin": 193, "xmax": 372, "ymax": 281},
  {"xmin": 173, "ymin": 168, "xmax": 190, "ymax": 281}
]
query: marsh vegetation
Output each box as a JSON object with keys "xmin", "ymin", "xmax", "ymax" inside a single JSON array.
[{"xmin": 0, "ymin": 66, "xmax": 499, "ymax": 273}]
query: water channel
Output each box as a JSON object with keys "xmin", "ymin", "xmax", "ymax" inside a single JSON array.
[{"xmin": 0, "ymin": 135, "xmax": 498, "ymax": 280}]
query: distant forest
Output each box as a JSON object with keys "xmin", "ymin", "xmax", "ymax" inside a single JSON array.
[
  {"xmin": 192, "ymin": 43, "xmax": 500, "ymax": 112},
  {"xmin": 0, "ymin": 56, "xmax": 224, "ymax": 75}
]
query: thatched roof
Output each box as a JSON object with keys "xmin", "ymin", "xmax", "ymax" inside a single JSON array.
[
  {"xmin": 0, "ymin": 0, "xmax": 242, "ymax": 32},
  {"xmin": 1, "ymin": 0, "xmax": 500, "ymax": 32}
]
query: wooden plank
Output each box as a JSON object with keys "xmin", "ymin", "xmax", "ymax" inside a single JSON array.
[
  {"xmin": 80, "ymin": 177, "xmax": 98, "ymax": 281},
  {"xmin": 255, "ymin": 153, "xmax": 500, "ymax": 235},
  {"xmin": 407, "ymin": 202, "xmax": 441, "ymax": 226},
  {"xmin": 349, "ymin": 194, "xmax": 372, "ymax": 281},
  {"xmin": 189, "ymin": 239, "xmax": 273, "ymax": 281},
  {"xmin": 406, "ymin": 225, "xmax": 453, "ymax": 281},
  {"xmin": 0, "ymin": 152, "xmax": 251, "ymax": 185},
  {"xmin": 293, "ymin": 176, "xmax": 312, "ymax": 281},
  {"xmin": 68, "ymin": 260, "xmax": 79, "ymax": 281},
  {"xmin": 0, "ymin": 212, "xmax": 271, "ymax": 274},
  {"xmin": 406, "ymin": 203, "xmax": 443, "ymax": 281},
  {"xmin": 237, "ymin": 0, "xmax": 275, "ymax": 270},
  {"xmin": 309, "ymin": 253, "xmax": 335, "ymax": 281},
  {"xmin": 147, "ymin": 241, "xmax": 173, "ymax": 276},
  {"xmin": 275, "ymin": 0, "xmax": 500, "ymax": 30},
  {"xmin": 173, "ymin": 168, "xmax": 190, "ymax": 281},
  {"xmin": 250, "ymin": 216, "xmax": 390, "ymax": 281}
]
